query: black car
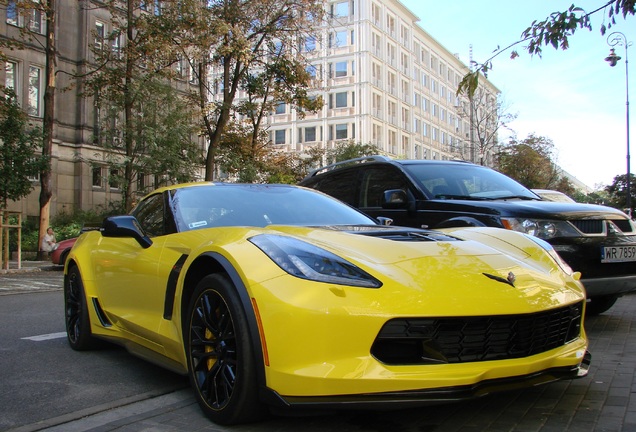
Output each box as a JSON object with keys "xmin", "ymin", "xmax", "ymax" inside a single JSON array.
[{"xmin": 300, "ymin": 155, "xmax": 636, "ymax": 315}]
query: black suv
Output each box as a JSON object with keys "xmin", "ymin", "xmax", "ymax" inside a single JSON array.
[{"xmin": 300, "ymin": 155, "xmax": 636, "ymax": 314}]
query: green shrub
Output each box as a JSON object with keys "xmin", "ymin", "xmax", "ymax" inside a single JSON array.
[{"xmin": 11, "ymin": 205, "xmax": 122, "ymax": 252}]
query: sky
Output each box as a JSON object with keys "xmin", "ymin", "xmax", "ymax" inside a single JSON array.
[{"xmin": 400, "ymin": 0, "xmax": 635, "ymax": 190}]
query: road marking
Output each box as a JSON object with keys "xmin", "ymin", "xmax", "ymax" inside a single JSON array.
[{"xmin": 22, "ymin": 331, "xmax": 67, "ymax": 341}]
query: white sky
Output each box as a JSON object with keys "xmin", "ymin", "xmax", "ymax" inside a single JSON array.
[{"xmin": 400, "ymin": 0, "xmax": 635, "ymax": 190}]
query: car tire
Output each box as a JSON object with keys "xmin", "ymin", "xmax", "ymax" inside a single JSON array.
[
  {"xmin": 59, "ymin": 249, "xmax": 70, "ymax": 266},
  {"xmin": 586, "ymin": 295, "xmax": 618, "ymax": 316},
  {"xmin": 64, "ymin": 265, "xmax": 100, "ymax": 350},
  {"xmin": 185, "ymin": 274, "xmax": 266, "ymax": 425}
]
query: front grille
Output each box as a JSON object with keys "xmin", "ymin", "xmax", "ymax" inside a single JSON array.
[
  {"xmin": 570, "ymin": 220, "xmax": 604, "ymax": 234},
  {"xmin": 570, "ymin": 219, "xmax": 634, "ymax": 235},
  {"xmin": 611, "ymin": 219, "xmax": 634, "ymax": 233},
  {"xmin": 371, "ymin": 302, "xmax": 583, "ymax": 365}
]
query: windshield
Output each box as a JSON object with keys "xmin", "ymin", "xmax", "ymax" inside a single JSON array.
[
  {"xmin": 172, "ymin": 184, "xmax": 377, "ymax": 232},
  {"xmin": 403, "ymin": 163, "xmax": 538, "ymax": 201}
]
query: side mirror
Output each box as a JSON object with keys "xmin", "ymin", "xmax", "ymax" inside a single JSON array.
[
  {"xmin": 101, "ymin": 216, "xmax": 153, "ymax": 249},
  {"xmin": 382, "ymin": 189, "xmax": 408, "ymax": 209},
  {"xmin": 377, "ymin": 217, "xmax": 394, "ymax": 226}
]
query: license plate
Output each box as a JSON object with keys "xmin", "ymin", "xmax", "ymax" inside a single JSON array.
[{"xmin": 601, "ymin": 246, "xmax": 636, "ymax": 263}]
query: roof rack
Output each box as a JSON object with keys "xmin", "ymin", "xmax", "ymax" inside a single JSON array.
[{"xmin": 304, "ymin": 155, "xmax": 392, "ymax": 179}]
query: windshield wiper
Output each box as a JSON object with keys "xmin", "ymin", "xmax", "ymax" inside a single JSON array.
[
  {"xmin": 488, "ymin": 195, "xmax": 540, "ymax": 201},
  {"xmin": 433, "ymin": 194, "xmax": 490, "ymax": 201}
]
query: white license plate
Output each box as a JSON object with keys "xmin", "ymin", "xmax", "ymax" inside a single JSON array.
[{"xmin": 601, "ymin": 246, "xmax": 636, "ymax": 263}]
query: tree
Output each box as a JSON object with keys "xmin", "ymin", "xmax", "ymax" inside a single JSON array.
[
  {"xmin": 497, "ymin": 134, "xmax": 567, "ymax": 189},
  {"xmin": 0, "ymin": 0, "xmax": 59, "ymax": 258},
  {"xmin": 606, "ymin": 173, "xmax": 636, "ymax": 213},
  {"xmin": 0, "ymin": 88, "xmax": 47, "ymax": 208},
  {"xmin": 325, "ymin": 141, "xmax": 381, "ymax": 165},
  {"xmin": 82, "ymin": 0, "xmax": 201, "ymax": 210},
  {"xmin": 458, "ymin": 1, "xmax": 636, "ymax": 96},
  {"xmin": 180, "ymin": 0, "xmax": 325, "ymax": 180},
  {"xmin": 456, "ymin": 90, "xmax": 517, "ymax": 165}
]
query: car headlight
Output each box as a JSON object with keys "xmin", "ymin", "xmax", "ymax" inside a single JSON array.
[
  {"xmin": 525, "ymin": 235, "xmax": 576, "ymax": 276},
  {"xmin": 249, "ymin": 234, "xmax": 382, "ymax": 288},
  {"xmin": 501, "ymin": 218, "xmax": 580, "ymax": 239}
]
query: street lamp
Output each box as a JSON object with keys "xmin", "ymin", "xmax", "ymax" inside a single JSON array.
[{"xmin": 605, "ymin": 32, "xmax": 632, "ymax": 217}]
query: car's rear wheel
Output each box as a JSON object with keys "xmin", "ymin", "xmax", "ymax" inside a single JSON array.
[
  {"xmin": 64, "ymin": 265, "xmax": 100, "ymax": 350},
  {"xmin": 586, "ymin": 295, "xmax": 618, "ymax": 316},
  {"xmin": 185, "ymin": 274, "xmax": 266, "ymax": 425}
]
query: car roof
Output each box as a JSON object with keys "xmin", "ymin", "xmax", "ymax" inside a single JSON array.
[
  {"xmin": 302, "ymin": 155, "xmax": 476, "ymax": 180},
  {"xmin": 142, "ymin": 182, "xmax": 297, "ymax": 198}
]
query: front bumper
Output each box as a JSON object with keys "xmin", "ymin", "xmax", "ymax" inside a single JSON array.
[
  {"xmin": 263, "ymin": 351, "xmax": 591, "ymax": 410},
  {"xmin": 581, "ymin": 275, "xmax": 636, "ymax": 298}
]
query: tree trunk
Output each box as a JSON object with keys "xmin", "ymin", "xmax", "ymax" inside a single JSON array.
[{"xmin": 37, "ymin": 0, "xmax": 56, "ymax": 260}]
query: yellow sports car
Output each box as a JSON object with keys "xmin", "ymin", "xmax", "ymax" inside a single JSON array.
[{"xmin": 64, "ymin": 182, "xmax": 590, "ymax": 425}]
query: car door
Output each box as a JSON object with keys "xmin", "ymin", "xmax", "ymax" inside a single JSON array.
[
  {"xmin": 92, "ymin": 192, "xmax": 177, "ymax": 347},
  {"xmin": 358, "ymin": 166, "xmax": 420, "ymax": 227}
]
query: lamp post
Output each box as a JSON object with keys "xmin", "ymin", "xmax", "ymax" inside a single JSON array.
[{"xmin": 605, "ymin": 32, "xmax": 632, "ymax": 217}]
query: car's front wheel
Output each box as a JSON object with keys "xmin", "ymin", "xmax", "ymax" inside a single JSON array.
[
  {"xmin": 64, "ymin": 265, "xmax": 100, "ymax": 350},
  {"xmin": 185, "ymin": 274, "xmax": 266, "ymax": 425}
]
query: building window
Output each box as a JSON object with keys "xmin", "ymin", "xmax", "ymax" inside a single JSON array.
[
  {"xmin": 6, "ymin": 0, "xmax": 18, "ymax": 25},
  {"xmin": 28, "ymin": 1, "xmax": 44, "ymax": 34},
  {"xmin": 306, "ymin": 64, "xmax": 317, "ymax": 78},
  {"xmin": 5, "ymin": 61, "xmax": 17, "ymax": 92},
  {"xmin": 137, "ymin": 172, "xmax": 146, "ymax": 192},
  {"xmin": 109, "ymin": 169, "xmax": 120, "ymax": 189},
  {"xmin": 189, "ymin": 62, "xmax": 199, "ymax": 84},
  {"xmin": 330, "ymin": 30, "xmax": 348, "ymax": 48},
  {"xmin": 95, "ymin": 21, "xmax": 105, "ymax": 50},
  {"xmin": 275, "ymin": 102, "xmax": 286, "ymax": 115},
  {"xmin": 333, "ymin": 92, "xmax": 347, "ymax": 108},
  {"xmin": 371, "ymin": 3, "xmax": 380, "ymax": 25},
  {"xmin": 275, "ymin": 129, "xmax": 285, "ymax": 144},
  {"xmin": 27, "ymin": 65, "xmax": 42, "ymax": 117},
  {"xmin": 305, "ymin": 126, "xmax": 317, "ymax": 142},
  {"xmin": 335, "ymin": 124, "xmax": 348, "ymax": 140},
  {"xmin": 176, "ymin": 57, "xmax": 186, "ymax": 78},
  {"xmin": 111, "ymin": 32, "xmax": 121, "ymax": 58},
  {"xmin": 304, "ymin": 36, "xmax": 316, "ymax": 52},
  {"xmin": 334, "ymin": 61, "xmax": 347, "ymax": 77},
  {"xmin": 331, "ymin": 1, "xmax": 349, "ymax": 17},
  {"xmin": 92, "ymin": 166, "xmax": 103, "ymax": 188}
]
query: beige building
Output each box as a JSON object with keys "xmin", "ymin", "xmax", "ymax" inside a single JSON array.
[
  {"xmin": 1, "ymin": 0, "xmax": 201, "ymax": 220},
  {"xmin": 2, "ymin": 0, "xmax": 500, "ymax": 219},
  {"xmin": 257, "ymin": 0, "xmax": 500, "ymax": 165}
]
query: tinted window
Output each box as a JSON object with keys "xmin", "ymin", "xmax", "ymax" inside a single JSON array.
[
  {"xmin": 403, "ymin": 163, "xmax": 537, "ymax": 200},
  {"xmin": 172, "ymin": 185, "xmax": 375, "ymax": 231},
  {"xmin": 308, "ymin": 170, "xmax": 359, "ymax": 205},
  {"xmin": 359, "ymin": 167, "xmax": 409, "ymax": 207},
  {"xmin": 132, "ymin": 193, "xmax": 167, "ymax": 237}
]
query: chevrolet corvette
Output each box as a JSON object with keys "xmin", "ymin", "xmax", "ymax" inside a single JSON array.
[{"xmin": 64, "ymin": 182, "xmax": 591, "ymax": 425}]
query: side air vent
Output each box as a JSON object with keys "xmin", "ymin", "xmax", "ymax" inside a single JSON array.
[{"xmin": 358, "ymin": 229, "xmax": 459, "ymax": 242}]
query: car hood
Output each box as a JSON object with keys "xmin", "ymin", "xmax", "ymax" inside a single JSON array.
[
  {"xmin": 423, "ymin": 198, "xmax": 629, "ymax": 221},
  {"xmin": 234, "ymin": 224, "xmax": 584, "ymax": 314}
]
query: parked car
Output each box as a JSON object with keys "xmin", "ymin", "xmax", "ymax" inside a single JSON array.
[
  {"xmin": 532, "ymin": 189, "xmax": 576, "ymax": 203},
  {"xmin": 51, "ymin": 237, "xmax": 77, "ymax": 266},
  {"xmin": 300, "ymin": 155, "xmax": 636, "ymax": 315},
  {"xmin": 65, "ymin": 182, "xmax": 589, "ymax": 425}
]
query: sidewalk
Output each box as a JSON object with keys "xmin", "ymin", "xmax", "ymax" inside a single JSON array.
[
  {"xmin": 0, "ymin": 260, "xmax": 58, "ymax": 274},
  {"xmin": 11, "ymin": 293, "xmax": 636, "ymax": 432}
]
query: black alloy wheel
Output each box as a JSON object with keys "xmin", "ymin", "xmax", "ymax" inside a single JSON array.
[
  {"xmin": 186, "ymin": 274, "xmax": 265, "ymax": 425},
  {"xmin": 64, "ymin": 265, "xmax": 99, "ymax": 350}
]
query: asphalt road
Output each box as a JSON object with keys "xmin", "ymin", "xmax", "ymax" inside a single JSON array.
[
  {"xmin": 1, "ymin": 267, "xmax": 635, "ymax": 432},
  {"xmin": 0, "ymin": 268, "xmax": 187, "ymax": 432}
]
